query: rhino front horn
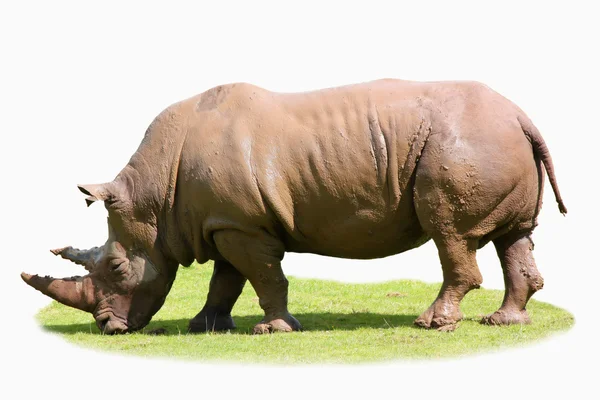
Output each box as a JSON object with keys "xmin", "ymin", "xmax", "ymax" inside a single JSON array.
[{"xmin": 21, "ymin": 272, "xmax": 94, "ymax": 313}]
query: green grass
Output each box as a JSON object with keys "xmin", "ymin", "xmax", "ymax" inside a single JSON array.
[{"xmin": 37, "ymin": 262, "xmax": 574, "ymax": 363}]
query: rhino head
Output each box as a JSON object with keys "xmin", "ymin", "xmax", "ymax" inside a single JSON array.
[{"xmin": 22, "ymin": 177, "xmax": 178, "ymax": 334}]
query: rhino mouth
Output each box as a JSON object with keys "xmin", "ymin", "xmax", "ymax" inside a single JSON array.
[
  {"xmin": 94, "ymin": 308, "xmax": 129, "ymax": 334},
  {"xmin": 95, "ymin": 312, "xmax": 129, "ymax": 334}
]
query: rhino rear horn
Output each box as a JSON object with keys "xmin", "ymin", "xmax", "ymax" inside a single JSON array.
[{"xmin": 51, "ymin": 246, "xmax": 103, "ymax": 271}]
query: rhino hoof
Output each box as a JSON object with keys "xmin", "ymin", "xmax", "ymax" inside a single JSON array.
[
  {"xmin": 414, "ymin": 304, "xmax": 463, "ymax": 330},
  {"xmin": 253, "ymin": 315, "xmax": 303, "ymax": 334},
  {"xmin": 188, "ymin": 313, "xmax": 236, "ymax": 333},
  {"xmin": 481, "ymin": 309, "xmax": 531, "ymax": 326}
]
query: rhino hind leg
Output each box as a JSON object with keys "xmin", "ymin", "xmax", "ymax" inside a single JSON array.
[
  {"xmin": 213, "ymin": 229, "xmax": 302, "ymax": 334},
  {"xmin": 188, "ymin": 260, "xmax": 247, "ymax": 333},
  {"xmin": 481, "ymin": 233, "xmax": 542, "ymax": 325},
  {"xmin": 414, "ymin": 237, "xmax": 483, "ymax": 331}
]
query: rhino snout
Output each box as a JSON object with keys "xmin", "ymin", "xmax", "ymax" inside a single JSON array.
[{"xmin": 96, "ymin": 312, "xmax": 129, "ymax": 334}]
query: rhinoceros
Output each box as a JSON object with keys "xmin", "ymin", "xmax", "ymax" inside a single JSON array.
[{"xmin": 22, "ymin": 79, "xmax": 566, "ymax": 334}]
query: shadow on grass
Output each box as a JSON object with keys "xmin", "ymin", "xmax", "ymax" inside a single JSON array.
[{"xmin": 41, "ymin": 312, "xmax": 422, "ymax": 336}]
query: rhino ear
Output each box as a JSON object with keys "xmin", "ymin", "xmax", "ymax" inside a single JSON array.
[{"xmin": 77, "ymin": 183, "xmax": 114, "ymax": 207}]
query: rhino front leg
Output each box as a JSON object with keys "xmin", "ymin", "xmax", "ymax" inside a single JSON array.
[
  {"xmin": 414, "ymin": 237, "xmax": 483, "ymax": 331},
  {"xmin": 213, "ymin": 229, "xmax": 302, "ymax": 334},
  {"xmin": 481, "ymin": 234, "xmax": 542, "ymax": 325},
  {"xmin": 188, "ymin": 260, "xmax": 247, "ymax": 332}
]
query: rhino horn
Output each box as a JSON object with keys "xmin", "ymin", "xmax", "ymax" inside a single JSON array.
[
  {"xmin": 50, "ymin": 246, "xmax": 102, "ymax": 271},
  {"xmin": 21, "ymin": 272, "xmax": 95, "ymax": 313}
]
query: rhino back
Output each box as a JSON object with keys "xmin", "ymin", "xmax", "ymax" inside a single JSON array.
[{"xmin": 174, "ymin": 81, "xmax": 438, "ymax": 260}]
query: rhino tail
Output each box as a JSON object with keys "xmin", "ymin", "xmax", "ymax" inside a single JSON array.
[{"xmin": 518, "ymin": 114, "xmax": 567, "ymax": 215}]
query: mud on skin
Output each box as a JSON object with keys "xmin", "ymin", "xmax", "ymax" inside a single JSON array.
[{"xmin": 22, "ymin": 79, "xmax": 566, "ymax": 335}]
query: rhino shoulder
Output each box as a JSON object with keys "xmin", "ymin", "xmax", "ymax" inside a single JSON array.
[{"xmin": 195, "ymin": 82, "xmax": 268, "ymax": 112}]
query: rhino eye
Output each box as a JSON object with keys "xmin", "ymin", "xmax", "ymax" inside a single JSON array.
[{"xmin": 109, "ymin": 258, "xmax": 128, "ymax": 273}]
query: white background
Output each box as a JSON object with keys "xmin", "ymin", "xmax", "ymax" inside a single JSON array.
[{"xmin": 1, "ymin": 1, "xmax": 598, "ymax": 399}]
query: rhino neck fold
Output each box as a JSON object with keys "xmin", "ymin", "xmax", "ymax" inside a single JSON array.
[{"xmin": 120, "ymin": 104, "xmax": 191, "ymax": 268}]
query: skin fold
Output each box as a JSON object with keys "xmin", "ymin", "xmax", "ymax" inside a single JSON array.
[{"xmin": 22, "ymin": 79, "xmax": 566, "ymax": 334}]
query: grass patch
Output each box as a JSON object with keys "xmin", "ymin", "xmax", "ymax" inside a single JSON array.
[{"xmin": 36, "ymin": 262, "xmax": 574, "ymax": 363}]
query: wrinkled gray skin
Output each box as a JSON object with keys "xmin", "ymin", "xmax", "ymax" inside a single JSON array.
[{"xmin": 22, "ymin": 79, "xmax": 566, "ymax": 334}]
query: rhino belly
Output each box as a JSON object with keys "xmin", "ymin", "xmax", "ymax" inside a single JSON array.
[{"xmin": 282, "ymin": 204, "xmax": 430, "ymax": 259}]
